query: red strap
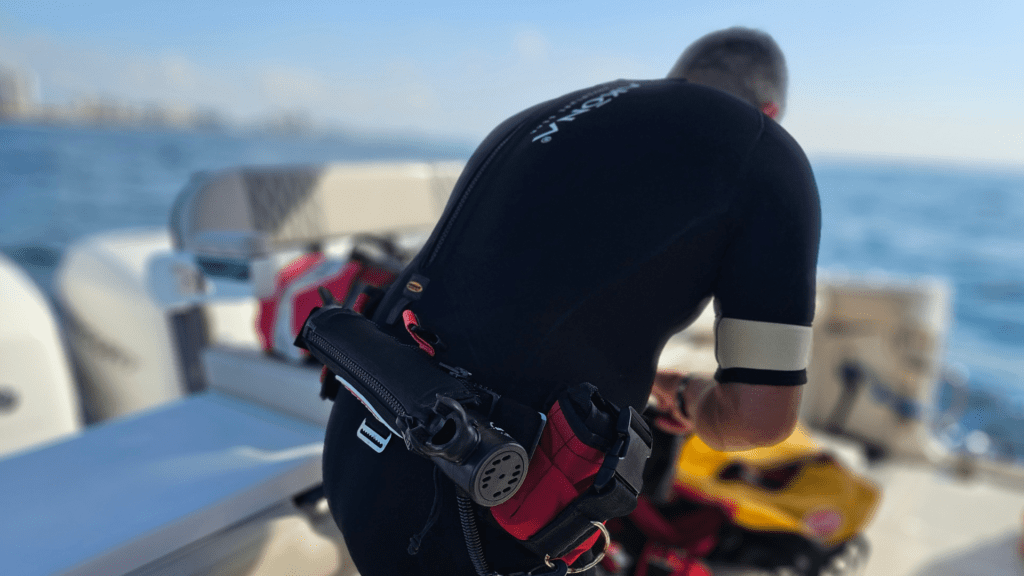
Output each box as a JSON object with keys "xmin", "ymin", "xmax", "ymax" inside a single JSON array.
[
  {"xmin": 634, "ymin": 543, "xmax": 711, "ymax": 576},
  {"xmin": 256, "ymin": 256, "xmax": 396, "ymax": 353},
  {"xmin": 564, "ymin": 530, "xmax": 603, "ymax": 566},
  {"xmin": 352, "ymin": 292, "xmax": 371, "ymax": 315},
  {"xmin": 628, "ymin": 497, "xmax": 724, "ymax": 557},
  {"xmin": 402, "ymin": 309, "xmax": 435, "ymax": 356}
]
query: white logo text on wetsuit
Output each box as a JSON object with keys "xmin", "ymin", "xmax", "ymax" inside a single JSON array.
[{"xmin": 530, "ymin": 82, "xmax": 641, "ymax": 144}]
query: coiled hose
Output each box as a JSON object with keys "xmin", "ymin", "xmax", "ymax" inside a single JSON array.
[{"xmin": 458, "ymin": 492, "xmax": 498, "ymax": 576}]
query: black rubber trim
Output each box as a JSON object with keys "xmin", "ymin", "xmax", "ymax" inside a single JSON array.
[{"xmin": 715, "ymin": 367, "xmax": 807, "ymax": 386}]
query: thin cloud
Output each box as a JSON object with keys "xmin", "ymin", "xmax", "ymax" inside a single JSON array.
[
  {"xmin": 513, "ymin": 29, "xmax": 550, "ymax": 61},
  {"xmin": 258, "ymin": 65, "xmax": 332, "ymax": 107}
]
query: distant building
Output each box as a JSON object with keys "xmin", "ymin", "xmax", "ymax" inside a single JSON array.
[
  {"xmin": 259, "ymin": 110, "xmax": 313, "ymax": 135},
  {"xmin": 0, "ymin": 63, "xmax": 286, "ymax": 135},
  {"xmin": 0, "ymin": 64, "xmax": 38, "ymax": 120}
]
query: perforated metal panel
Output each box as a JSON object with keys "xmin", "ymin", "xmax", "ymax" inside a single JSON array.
[{"xmin": 242, "ymin": 168, "xmax": 324, "ymax": 244}]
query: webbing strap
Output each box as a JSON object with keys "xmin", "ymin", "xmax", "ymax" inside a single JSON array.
[
  {"xmin": 594, "ymin": 407, "xmax": 651, "ymax": 496},
  {"xmin": 403, "ymin": 309, "xmax": 437, "ymax": 356},
  {"xmin": 490, "ymin": 395, "xmax": 547, "ymax": 460}
]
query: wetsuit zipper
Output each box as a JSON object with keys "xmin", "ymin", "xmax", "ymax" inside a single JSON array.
[{"xmin": 307, "ymin": 331, "xmax": 407, "ymax": 418}]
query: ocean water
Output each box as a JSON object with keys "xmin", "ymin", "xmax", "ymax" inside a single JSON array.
[
  {"xmin": 1, "ymin": 122, "xmax": 1023, "ymax": 460},
  {"xmin": 814, "ymin": 160, "xmax": 1024, "ymax": 460}
]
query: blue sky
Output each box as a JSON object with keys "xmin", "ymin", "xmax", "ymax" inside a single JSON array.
[{"xmin": 1, "ymin": 1, "xmax": 1022, "ymax": 166}]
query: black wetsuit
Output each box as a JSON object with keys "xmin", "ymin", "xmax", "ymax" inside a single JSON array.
[{"xmin": 321, "ymin": 79, "xmax": 821, "ymax": 576}]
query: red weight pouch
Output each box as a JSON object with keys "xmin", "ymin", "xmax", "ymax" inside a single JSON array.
[{"xmin": 484, "ymin": 383, "xmax": 653, "ymax": 573}]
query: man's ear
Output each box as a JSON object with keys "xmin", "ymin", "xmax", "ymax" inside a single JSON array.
[{"xmin": 760, "ymin": 101, "xmax": 780, "ymax": 119}]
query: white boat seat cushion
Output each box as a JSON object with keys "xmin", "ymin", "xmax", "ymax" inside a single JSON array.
[
  {"xmin": 171, "ymin": 161, "xmax": 464, "ymax": 257},
  {"xmin": 0, "ymin": 391, "xmax": 324, "ymax": 576},
  {"xmin": 202, "ymin": 345, "xmax": 331, "ymax": 427}
]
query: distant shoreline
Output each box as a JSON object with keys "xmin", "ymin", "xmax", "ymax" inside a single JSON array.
[{"xmin": 0, "ymin": 116, "xmax": 477, "ymax": 153}]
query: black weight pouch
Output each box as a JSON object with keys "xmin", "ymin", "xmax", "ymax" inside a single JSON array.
[{"xmin": 297, "ymin": 301, "xmax": 541, "ymax": 507}]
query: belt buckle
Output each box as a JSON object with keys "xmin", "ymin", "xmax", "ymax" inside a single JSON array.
[{"xmin": 593, "ymin": 408, "xmax": 633, "ymax": 492}]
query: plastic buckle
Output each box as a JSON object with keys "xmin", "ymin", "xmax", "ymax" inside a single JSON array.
[{"xmin": 593, "ymin": 409, "xmax": 633, "ymax": 492}]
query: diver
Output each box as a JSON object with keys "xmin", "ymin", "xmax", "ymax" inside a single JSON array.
[{"xmin": 308, "ymin": 25, "xmax": 819, "ymax": 576}]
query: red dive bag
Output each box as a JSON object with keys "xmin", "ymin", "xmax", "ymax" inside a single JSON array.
[{"xmin": 257, "ymin": 250, "xmax": 396, "ymax": 361}]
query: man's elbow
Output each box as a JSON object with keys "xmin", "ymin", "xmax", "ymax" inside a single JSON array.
[
  {"xmin": 702, "ymin": 401, "xmax": 800, "ymax": 451},
  {"xmin": 702, "ymin": 418, "xmax": 797, "ymax": 451},
  {"xmin": 695, "ymin": 381, "xmax": 803, "ymax": 451},
  {"xmin": 739, "ymin": 417, "xmax": 798, "ymax": 449}
]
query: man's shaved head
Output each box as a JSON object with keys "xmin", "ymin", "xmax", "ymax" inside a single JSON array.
[{"xmin": 668, "ymin": 27, "xmax": 788, "ymax": 120}]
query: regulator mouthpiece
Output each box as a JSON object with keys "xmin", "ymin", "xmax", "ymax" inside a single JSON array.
[{"xmin": 424, "ymin": 397, "xmax": 529, "ymax": 507}]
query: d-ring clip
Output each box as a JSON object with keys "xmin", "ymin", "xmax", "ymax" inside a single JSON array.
[{"xmin": 542, "ymin": 521, "xmax": 611, "ymax": 574}]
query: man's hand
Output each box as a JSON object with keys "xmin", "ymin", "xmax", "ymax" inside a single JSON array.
[{"xmin": 648, "ymin": 370, "xmax": 715, "ymax": 436}]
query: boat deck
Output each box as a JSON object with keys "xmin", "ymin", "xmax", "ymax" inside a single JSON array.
[
  {"xmin": 813, "ymin": 432, "xmax": 1024, "ymax": 576},
  {"xmin": 861, "ymin": 462, "xmax": 1024, "ymax": 575}
]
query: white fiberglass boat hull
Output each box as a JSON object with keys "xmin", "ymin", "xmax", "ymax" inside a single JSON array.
[{"xmin": 0, "ymin": 252, "xmax": 81, "ymax": 458}]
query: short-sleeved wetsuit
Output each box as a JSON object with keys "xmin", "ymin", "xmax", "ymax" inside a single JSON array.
[{"xmin": 321, "ymin": 79, "xmax": 821, "ymax": 576}]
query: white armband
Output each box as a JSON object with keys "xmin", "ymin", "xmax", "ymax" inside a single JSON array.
[{"xmin": 715, "ymin": 317, "xmax": 813, "ymax": 372}]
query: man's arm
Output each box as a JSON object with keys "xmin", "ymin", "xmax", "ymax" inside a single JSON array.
[{"xmin": 694, "ymin": 119, "xmax": 818, "ymax": 451}]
